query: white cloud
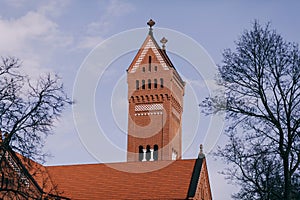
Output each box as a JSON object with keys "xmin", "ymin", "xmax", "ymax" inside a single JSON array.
[
  {"xmin": 38, "ymin": 0, "xmax": 70, "ymax": 18},
  {"xmin": 0, "ymin": 7, "xmax": 73, "ymax": 79},
  {"xmin": 188, "ymin": 79, "xmax": 208, "ymax": 89},
  {"xmin": 77, "ymin": 36, "xmax": 104, "ymax": 49},
  {"xmin": 0, "ymin": 11, "xmax": 72, "ymax": 53},
  {"xmin": 3, "ymin": 0, "xmax": 27, "ymax": 8},
  {"xmin": 93, "ymin": 0, "xmax": 135, "ymax": 33},
  {"xmin": 86, "ymin": 21, "xmax": 110, "ymax": 36},
  {"xmin": 105, "ymin": 0, "xmax": 135, "ymax": 17},
  {"xmin": 78, "ymin": 0, "xmax": 135, "ymax": 49},
  {"xmin": 0, "ymin": 12, "xmax": 49, "ymax": 53}
]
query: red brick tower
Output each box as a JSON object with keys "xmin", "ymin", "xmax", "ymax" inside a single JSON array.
[{"xmin": 127, "ymin": 19, "xmax": 185, "ymax": 162}]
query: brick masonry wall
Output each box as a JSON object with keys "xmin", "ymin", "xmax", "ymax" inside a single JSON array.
[{"xmin": 127, "ymin": 38, "xmax": 185, "ymax": 162}]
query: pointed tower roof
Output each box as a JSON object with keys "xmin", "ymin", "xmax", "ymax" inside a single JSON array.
[{"xmin": 127, "ymin": 19, "xmax": 177, "ymax": 74}]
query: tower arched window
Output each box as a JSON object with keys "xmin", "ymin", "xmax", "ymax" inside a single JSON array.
[
  {"xmin": 142, "ymin": 67, "xmax": 145, "ymax": 72},
  {"xmin": 154, "ymin": 145, "xmax": 158, "ymax": 161},
  {"xmin": 154, "ymin": 79, "xmax": 157, "ymax": 89},
  {"xmin": 138, "ymin": 145, "xmax": 143, "ymax": 161},
  {"xmin": 154, "ymin": 66, "xmax": 157, "ymax": 71},
  {"xmin": 146, "ymin": 145, "xmax": 151, "ymax": 161},
  {"xmin": 172, "ymin": 148, "xmax": 177, "ymax": 160},
  {"xmin": 148, "ymin": 56, "xmax": 152, "ymax": 72},
  {"xmin": 148, "ymin": 79, "xmax": 151, "ymax": 89},
  {"xmin": 136, "ymin": 80, "xmax": 139, "ymax": 90},
  {"xmin": 142, "ymin": 80, "xmax": 145, "ymax": 90},
  {"xmin": 160, "ymin": 78, "xmax": 164, "ymax": 88}
]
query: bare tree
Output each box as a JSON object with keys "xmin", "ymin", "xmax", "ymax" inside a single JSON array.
[
  {"xmin": 201, "ymin": 21, "xmax": 300, "ymax": 199},
  {"xmin": 0, "ymin": 57, "xmax": 71, "ymax": 198},
  {"xmin": 0, "ymin": 57, "xmax": 71, "ymax": 162}
]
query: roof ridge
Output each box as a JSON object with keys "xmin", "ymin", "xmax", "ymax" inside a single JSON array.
[{"xmin": 45, "ymin": 158, "xmax": 198, "ymax": 168}]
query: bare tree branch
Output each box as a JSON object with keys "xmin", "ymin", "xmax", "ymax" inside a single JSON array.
[{"xmin": 201, "ymin": 21, "xmax": 300, "ymax": 199}]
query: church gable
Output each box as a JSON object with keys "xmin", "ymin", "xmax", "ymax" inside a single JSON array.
[
  {"xmin": 187, "ymin": 145, "xmax": 212, "ymax": 200},
  {"xmin": 127, "ymin": 23, "xmax": 174, "ymax": 74},
  {"xmin": 189, "ymin": 158, "xmax": 212, "ymax": 200},
  {"xmin": 0, "ymin": 145, "xmax": 67, "ymax": 199},
  {"xmin": 128, "ymin": 37, "xmax": 169, "ymax": 73},
  {"xmin": 0, "ymin": 147, "xmax": 42, "ymax": 199}
]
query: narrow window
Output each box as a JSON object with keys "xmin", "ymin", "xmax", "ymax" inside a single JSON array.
[
  {"xmin": 154, "ymin": 145, "xmax": 158, "ymax": 161},
  {"xmin": 148, "ymin": 79, "xmax": 151, "ymax": 89},
  {"xmin": 142, "ymin": 67, "xmax": 145, "ymax": 72},
  {"xmin": 148, "ymin": 56, "xmax": 152, "ymax": 72},
  {"xmin": 146, "ymin": 145, "xmax": 151, "ymax": 161},
  {"xmin": 154, "ymin": 66, "xmax": 157, "ymax": 71},
  {"xmin": 160, "ymin": 78, "xmax": 164, "ymax": 88},
  {"xmin": 136, "ymin": 80, "xmax": 139, "ymax": 90},
  {"xmin": 154, "ymin": 79, "xmax": 157, "ymax": 89},
  {"xmin": 139, "ymin": 146, "xmax": 143, "ymax": 161},
  {"xmin": 142, "ymin": 80, "xmax": 145, "ymax": 90}
]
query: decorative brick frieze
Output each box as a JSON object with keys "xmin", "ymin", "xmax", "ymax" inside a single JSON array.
[{"xmin": 135, "ymin": 103, "xmax": 163, "ymax": 111}]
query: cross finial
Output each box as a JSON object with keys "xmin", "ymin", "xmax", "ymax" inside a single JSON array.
[
  {"xmin": 147, "ymin": 19, "xmax": 155, "ymax": 28},
  {"xmin": 198, "ymin": 144, "xmax": 205, "ymax": 158},
  {"xmin": 147, "ymin": 19, "xmax": 155, "ymax": 36},
  {"xmin": 160, "ymin": 37, "xmax": 168, "ymax": 50}
]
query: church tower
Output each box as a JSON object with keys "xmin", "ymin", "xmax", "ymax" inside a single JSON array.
[{"xmin": 127, "ymin": 19, "xmax": 185, "ymax": 162}]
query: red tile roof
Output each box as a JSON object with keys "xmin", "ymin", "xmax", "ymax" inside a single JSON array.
[
  {"xmin": 15, "ymin": 152, "xmax": 64, "ymax": 197},
  {"xmin": 46, "ymin": 159, "xmax": 198, "ymax": 200}
]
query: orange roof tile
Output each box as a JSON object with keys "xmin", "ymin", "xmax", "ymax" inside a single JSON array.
[{"xmin": 46, "ymin": 159, "xmax": 198, "ymax": 200}]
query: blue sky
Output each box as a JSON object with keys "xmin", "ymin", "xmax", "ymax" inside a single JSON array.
[{"xmin": 0, "ymin": 1, "xmax": 299, "ymax": 199}]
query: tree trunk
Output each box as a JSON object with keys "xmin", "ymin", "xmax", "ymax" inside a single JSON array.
[{"xmin": 283, "ymin": 155, "xmax": 291, "ymax": 200}]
